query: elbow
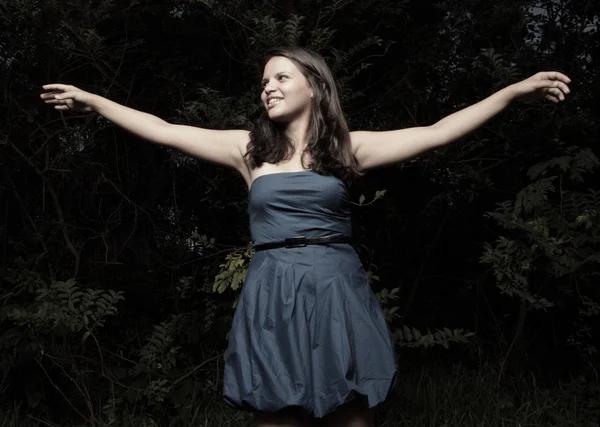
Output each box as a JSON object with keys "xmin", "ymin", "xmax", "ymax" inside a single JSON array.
[
  {"xmin": 155, "ymin": 123, "xmax": 177, "ymax": 147},
  {"xmin": 425, "ymin": 124, "xmax": 453, "ymax": 148}
]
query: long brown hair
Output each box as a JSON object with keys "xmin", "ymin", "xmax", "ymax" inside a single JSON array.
[{"xmin": 245, "ymin": 46, "xmax": 362, "ymax": 184}]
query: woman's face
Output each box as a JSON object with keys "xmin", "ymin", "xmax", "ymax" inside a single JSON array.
[{"xmin": 261, "ymin": 56, "xmax": 313, "ymax": 123}]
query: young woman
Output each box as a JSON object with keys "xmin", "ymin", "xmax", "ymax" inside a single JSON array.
[{"xmin": 41, "ymin": 46, "xmax": 570, "ymax": 427}]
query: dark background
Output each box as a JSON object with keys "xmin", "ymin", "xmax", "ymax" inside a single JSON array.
[{"xmin": 1, "ymin": 0, "xmax": 599, "ymax": 425}]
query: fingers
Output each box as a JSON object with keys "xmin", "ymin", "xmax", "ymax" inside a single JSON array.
[
  {"xmin": 42, "ymin": 93, "xmax": 74, "ymax": 110},
  {"xmin": 40, "ymin": 84, "xmax": 79, "ymax": 102},
  {"xmin": 538, "ymin": 77, "xmax": 570, "ymax": 95},
  {"xmin": 546, "ymin": 87, "xmax": 565, "ymax": 101},
  {"xmin": 44, "ymin": 98, "xmax": 72, "ymax": 106},
  {"xmin": 538, "ymin": 71, "xmax": 571, "ymax": 83},
  {"xmin": 548, "ymin": 71, "xmax": 571, "ymax": 83},
  {"xmin": 42, "ymin": 83, "xmax": 74, "ymax": 91},
  {"xmin": 40, "ymin": 87, "xmax": 67, "ymax": 101},
  {"xmin": 44, "ymin": 99, "xmax": 68, "ymax": 108},
  {"xmin": 534, "ymin": 71, "xmax": 570, "ymax": 91},
  {"xmin": 41, "ymin": 91, "xmax": 73, "ymax": 103},
  {"xmin": 52, "ymin": 90, "xmax": 76, "ymax": 101},
  {"xmin": 40, "ymin": 91, "xmax": 61, "ymax": 100},
  {"xmin": 40, "ymin": 84, "xmax": 85, "ymax": 112},
  {"xmin": 554, "ymin": 80, "xmax": 570, "ymax": 95},
  {"xmin": 532, "ymin": 77, "xmax": 569, "ymax": 103}
]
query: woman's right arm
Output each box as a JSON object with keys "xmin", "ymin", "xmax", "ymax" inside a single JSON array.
[{"xmin": 41, "ymin": 84, "xmax": 249, "ymax": 172}]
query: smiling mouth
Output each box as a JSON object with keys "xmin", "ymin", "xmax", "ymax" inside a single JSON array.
[{"xmin": 267, "ymin": 98, "xmax": 283, "ymax": 108}]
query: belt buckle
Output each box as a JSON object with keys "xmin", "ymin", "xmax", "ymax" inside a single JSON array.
[{"xmin": 285, "ymin": 236, "xmax": 307, "ymax": 248}]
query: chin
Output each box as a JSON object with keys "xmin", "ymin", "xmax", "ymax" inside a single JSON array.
[{"xmin": 267, "ymin": 110, "xmax": 289, "ymax": 123}]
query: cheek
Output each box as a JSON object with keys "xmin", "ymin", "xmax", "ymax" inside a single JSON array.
[{"xmin": 288, "ymin": 86, "xmax": 311, "ymax": 106}]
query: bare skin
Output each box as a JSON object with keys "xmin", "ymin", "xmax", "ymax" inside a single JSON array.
[
  {"xmin": 254, "ymin": 408, "xmax": 316, "ymax": 427},
  {"xmin": 252, "ymin": 401, "xmax": 373, "ymax": 427},
  {"xmin": 40, "ymin": 68, "xmax": 571, "ymax": 187},
  {"xmin": 321, "ymin": 401, "xmax": 373, "ymax": 427}
]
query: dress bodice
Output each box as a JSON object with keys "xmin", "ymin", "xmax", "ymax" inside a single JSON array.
[{"xmin": 248, "ymin": 171, "xmax": 352, "ymax": 245}]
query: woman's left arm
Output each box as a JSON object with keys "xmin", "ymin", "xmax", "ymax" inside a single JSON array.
[{"xmin": 352, "ymin": 71, "xmax": 572, "ymax": 170}]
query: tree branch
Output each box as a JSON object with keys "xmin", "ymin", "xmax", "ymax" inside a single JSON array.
[{"xmin": 9, "ymin": 142, "xmax": 81, "ymax": 277}]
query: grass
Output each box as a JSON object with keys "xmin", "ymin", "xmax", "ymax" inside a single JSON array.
[
  {"xmin": 374, "ymin": 363, "xmax": 600, "ymax": 427},
  {"xmin": 2, "ymin": 362, "xmax": 598, "ymax": 427}
]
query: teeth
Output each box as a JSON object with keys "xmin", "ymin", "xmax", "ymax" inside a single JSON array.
[{"xmin": 268, "ymin": 98, "xmax": 282, "ymax": 105}]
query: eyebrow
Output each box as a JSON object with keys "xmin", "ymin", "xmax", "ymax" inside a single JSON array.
[{"xmin": 261, "ymin": 72, "xmax": 291, "ymax": 86}]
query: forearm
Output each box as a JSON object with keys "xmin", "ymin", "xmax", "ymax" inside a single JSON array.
[
  {"xmin": 432, "ymin": 85, "xmax": 517, "ymax": 145},
  {"xmin": 92, "ymin": 96, "xmax": 171, "ymax": 145}
]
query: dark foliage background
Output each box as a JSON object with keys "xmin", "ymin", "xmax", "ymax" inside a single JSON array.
[{"xmin": 1, "ymin": 0, "xmax": 599, "ymax": 425}]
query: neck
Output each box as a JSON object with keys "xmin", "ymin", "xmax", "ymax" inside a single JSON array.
[{"xmin": 284, "ymin": 115, "xmax": 311, "ymax": 150}]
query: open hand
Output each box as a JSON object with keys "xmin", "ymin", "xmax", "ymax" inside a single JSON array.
[
  {"xmin": 40, "ymin": 84, "xmax": 97, "ymax": 112},
  {"xmin": 510, "ymin": 72, "xmax": 571, "ymax": 103}
]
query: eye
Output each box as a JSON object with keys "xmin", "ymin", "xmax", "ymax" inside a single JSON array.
[{"xmin": 278, "ymin": 75, "xmax": 289, "ymax": 81}]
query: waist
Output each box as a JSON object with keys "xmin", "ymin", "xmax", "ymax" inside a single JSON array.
[{"xmin": 253, "ymin": 235, "xmax": 354, "ymax": 252}]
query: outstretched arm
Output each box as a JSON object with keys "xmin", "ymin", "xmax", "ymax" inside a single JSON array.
[
  {"xmin": 41, "ymin": 84, "xmax": 249, "ymax": 173},
  {"xmin": 351, "ymin": 71, "xmax": 571, "ymax": 170}
]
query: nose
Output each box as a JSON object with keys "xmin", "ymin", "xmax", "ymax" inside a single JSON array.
[{"xmin": 264, "ymin": 84, "xmax": 277, "ymax": 95}]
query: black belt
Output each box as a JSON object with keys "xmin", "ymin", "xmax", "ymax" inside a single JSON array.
[{"xmin": 253, "ymin": 235, "xmax": 354, "ymax": 251}]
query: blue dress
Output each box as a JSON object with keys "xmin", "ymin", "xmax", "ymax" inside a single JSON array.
[{"xmin": 223, "ymin": 171, "xmax": 397, "ymax": 418}]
